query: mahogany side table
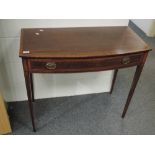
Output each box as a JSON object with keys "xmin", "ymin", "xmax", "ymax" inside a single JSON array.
[{"xmin": 19, "ymin": 27, "xmax": 152, "ymax": 132}]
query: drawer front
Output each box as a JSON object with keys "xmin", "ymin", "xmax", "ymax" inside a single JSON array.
[{"xmin": 29, "ymin": 54, "xmax": 143, "ymax": 73}]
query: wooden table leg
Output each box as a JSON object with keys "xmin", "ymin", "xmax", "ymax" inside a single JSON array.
[
  {"xmin": 24, "ymin": 71, "xmax": 36, "ymax": 132},
  {"xmin": 30, "ymin": 73, "xmax": 34, "ymax": 102},
  {"xmin": 110, "ymin": 69, "xmax": 118, "ymax": 94},
  {"xmin": 122, "ymin": 53, "xmax": 148, "ymax": 118},
  {"xmin": 22, "ymin": 59, "xmax": 36, "ymax": 132}
]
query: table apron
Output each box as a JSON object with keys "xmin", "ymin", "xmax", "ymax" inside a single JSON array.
[{"xmin": 27, "ymin": 53, "xmax": 144, "ymax": 73}]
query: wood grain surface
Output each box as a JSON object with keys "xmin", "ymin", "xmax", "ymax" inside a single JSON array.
[{"xmin": 19, "ymin": 27, "xmax": 151, "ymax": 58}]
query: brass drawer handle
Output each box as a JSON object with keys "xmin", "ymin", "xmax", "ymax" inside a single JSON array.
[
  {"xmin": 45, "ymin": 62, "xmax": 56, "ymax": 69},
  {"xmin": 122, "ymin": 57, "xmax": 130, "ymax": 65}
]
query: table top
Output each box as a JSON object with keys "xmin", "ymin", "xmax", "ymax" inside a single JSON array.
[{"xmin": 19, "ymin": 27, "xmax": 151, "ymax": 58}]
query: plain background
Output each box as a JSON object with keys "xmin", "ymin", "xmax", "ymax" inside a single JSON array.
[{"xmin": 132, "ymin": 19, "xmax": 155, "ymax": 36}]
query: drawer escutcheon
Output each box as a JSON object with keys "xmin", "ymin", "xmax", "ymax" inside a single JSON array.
[
  {"xmin": 122, "ymin": 57, "xmax": 130, "ymax": 65},
  {"xmin": 45, "ymin": 62, "xmax": 56, "ymax": 69}
]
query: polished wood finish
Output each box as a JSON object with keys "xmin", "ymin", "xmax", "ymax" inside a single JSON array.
[
  {"xmin": 110, "ymin": 69, "xmax": 118, "ymax": 94},
  {"xmin": 29, "ymin": 53, "xmax": 143, "ymax": 73},
  {"xmin": 22, "ymin": 59, "xmax": 36, "ymax": 132},
  {"xmin": 19, "ymin": 27, "xmax": 152, "ymax": 131},
  {"xmin": 122, "ymin": 52, "xmax": 148, "ymax": 118},
  {"xmin": 30, "ymin": 73, "xmax": 34, "ymax": 102},
  {"xmin": 19, "ymin": 27, "xmax": 151, "ymax": 58}
]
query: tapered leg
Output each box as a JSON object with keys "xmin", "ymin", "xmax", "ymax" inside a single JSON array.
[
  {"xmin": 110, "ymin": 69, "xmax": 118, "ymax": 94},
  {"xmin": 24, "ymin": 71, "xmax": 36, "ymax": 131},
  {"xmin": 22, "ymin": 59, "xmax": 36, "ymax": 132},
  {"xmin": 122, "ymin": 53, "xmax": 148, "ymax": 118},
  {"xmin": 30, "ymin": 73, "xmax": 34, "ymax": 102}
]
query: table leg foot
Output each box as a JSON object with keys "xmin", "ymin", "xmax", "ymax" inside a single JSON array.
[{"xmin": 28, "ymin": 101, "xmax": 36, "ymax": 132}]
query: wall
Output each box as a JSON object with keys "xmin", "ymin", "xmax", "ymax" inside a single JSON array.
[
  {"xmin": 0, "ymin": 19, "xmax": 129, "ymax": 102},
  {"xmin": 132, "ymin": 19, "xmax": 155, "ymax": 37}
]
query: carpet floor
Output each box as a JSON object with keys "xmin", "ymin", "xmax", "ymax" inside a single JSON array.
[{"xmin": 9, "ymin": 21, "xmax": 155, "ymax": 135}]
